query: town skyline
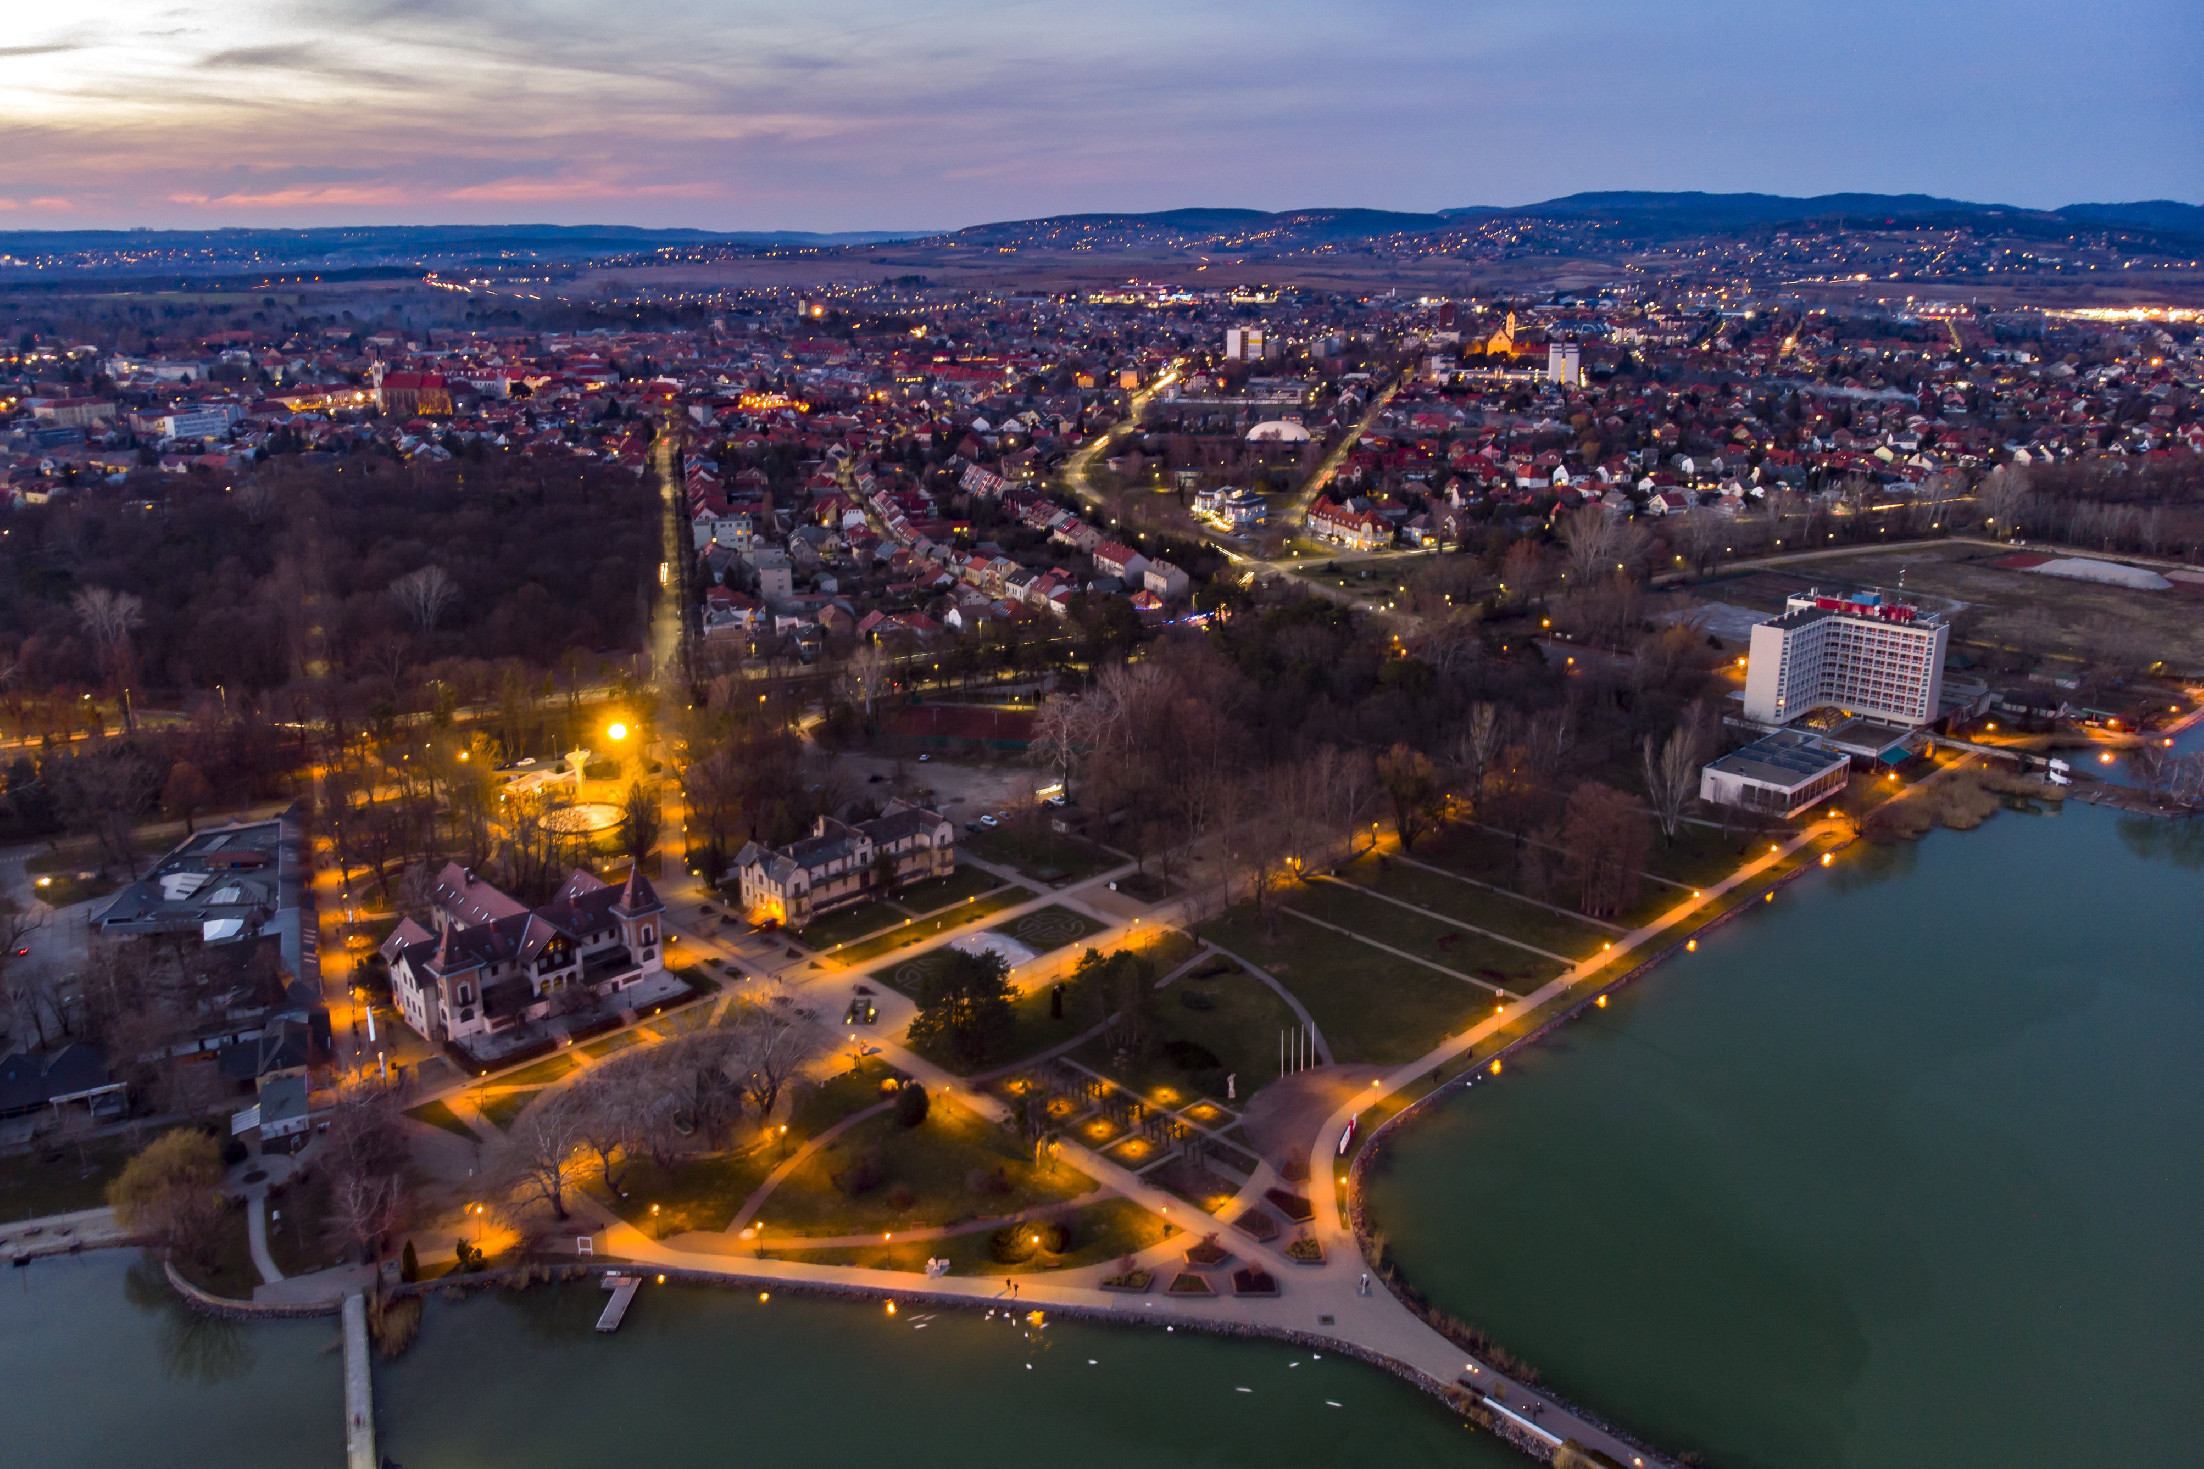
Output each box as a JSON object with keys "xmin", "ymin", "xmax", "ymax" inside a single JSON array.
[{"xmin": 4, "ymin": 0, "xmax": 2198, "ymax": 231}]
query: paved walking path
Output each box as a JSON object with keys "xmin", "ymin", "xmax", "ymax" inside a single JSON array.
[{"xmin": 247, "ymin": 1196, "xmax": 283, "ymax": 1284}]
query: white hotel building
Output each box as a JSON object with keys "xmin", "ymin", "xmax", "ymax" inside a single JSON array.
[{"xmin": 1743, "ymin": 589, "xmax": 1948, "ymax": 729}]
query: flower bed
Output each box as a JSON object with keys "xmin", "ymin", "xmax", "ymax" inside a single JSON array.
[
  {"xmin": 1165, "ymin": 1272, "xmax": 1215, "ymax": 1296},
  {"xmin": 1284, "ymin": 1234, "xmax": 1326, "ymax": 1265},
  {"xmin": 1264, "ymin": 1188, "xmax": 1314, "ymax": 1224},
  {"xmin": 1231, "ymin": 1209, "xmax": 1279, "ymax": 1243},
  {"xmin": 1099, "ymin": 1270, "xmax": 1152, "ymax": 1293},
  {"xmin": 1184, "ymin": 1234, "xmax": 1232, "ymax": 1268},
  {"xmin": 1230, "ymin": 1268, "xmax": 1279, "ymax": 1297}
]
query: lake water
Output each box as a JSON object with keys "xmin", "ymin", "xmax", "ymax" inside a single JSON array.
[
  {"xmin": 1364, "ymin": 802, "xmax": 2204, "ymax": 1469},
  {"xmin": 0, "ymin": 1251, "xmax": 1516, "ymax": 1468},
  {"xmin": 8, "ymin": 800, "xmax": 2197, "ymax": 1468}
]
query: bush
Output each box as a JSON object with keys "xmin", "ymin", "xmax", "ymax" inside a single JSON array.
[
  {"xmin": 894, "ymin": 1082, "xmax": 930, "ymax": 1129},
  {"xmin": 988, "ymin": 1223, "xmax": 1038, "ymax": 1264},
  {"xmin": 1164, "ymin": 1040, "xmax": 1221, "ymax": 1071},
  {"xmin": 835, "ymin": 1147, "xmax": 884, "ymax": 1196},
  {"xmin": 1037, "ymin": 1220, "xmax": 1071, "ymax": 1254},
  {"xmin": 965, "ymin": 1166, "xmax": 1011, "ymax": 1196}
]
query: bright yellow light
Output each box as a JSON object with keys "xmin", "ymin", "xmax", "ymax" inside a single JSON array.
[{"xmin": 607, "ymin": 722, "xmax": 628, "ymax": 742}]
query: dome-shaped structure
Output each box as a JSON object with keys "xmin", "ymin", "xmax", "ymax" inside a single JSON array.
[{"xmin": 1245, "ymin": 418, "xmax": 1311, "ymax": 443}]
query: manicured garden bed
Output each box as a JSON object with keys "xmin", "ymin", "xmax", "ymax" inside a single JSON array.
[
  {"xmin": 1165, "ymin": 1271, "xmax": 1215, "ymax": 1296},
  {"xmin": 1230, "ymin": 1267, "xmax": 1279, "ymax": 1297},
  {"xmin": 1265, "ymin": 1188, "xmax": 1314, "ymax": 1223},
  {"xmin": 1231, "ymin": 1209, "xmax": 1280, "ymax": 1243}
]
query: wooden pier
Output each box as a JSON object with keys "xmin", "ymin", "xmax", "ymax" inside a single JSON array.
[{"xmin": 596, "ymin": 1274, "xmax": 640, "ymax": 1332}]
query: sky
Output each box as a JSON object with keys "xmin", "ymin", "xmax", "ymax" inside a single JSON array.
[{"xmin": 1, "ymin": 0, "xmax": 2197, "ymax": 233}]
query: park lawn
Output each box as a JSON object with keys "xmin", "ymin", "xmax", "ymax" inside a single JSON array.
[
  {"xmin": 872, "ymin": 946, "xmax": 958, "ymax": 997},
  {"xmin": 991, "ymin": 903, "xmax": 1109, "ymax": 956},
  {"xmin": 476, "ymin": 1088, "xmax": 541, "ymax": 1132},
  {"xmin": 892, "ymin": 864, "xmax": 1004, "ymax": 913},
  {"xmin": 1340, "ymin": 853, "xmax": 1615, "ymax": 955},
  {"xmin": 828, "ymin": 887, "xmax": 1037, "ymax": 968},
  {"xmin": 646, "ymin": 1001, "xmax": 714, "ymax": 1039},
  {"xmin": 794, "ymin": 900, "xmax": 906, "ymax": 952},
  {"xmin": 262, "ymin": 1170, "xmax": 341, "ymax": 1277},
  {"xmin": 176, "ymin": 1204, "xmax": 266, "ymax": 1298},
  {"xmin": 580, "ymin": 1029, "xmax": 643, "ymax": 1060},
  {"xmin": 1644, "ymin": 822, "xmax": 1767, "ymax": 890},
  {"xmin": 404, "ymin": 1099, "xmax": 479, "ymax": 1141},
  {"xmin": 0, "ymin": 1140, "xmax": 134, "ymax": 1223},
  {"xmin": 1198, "ymin": 907, "xmax": 1499, "ymax": 1066},
  {"xmin": 1284, "ymin": 880, "xmax": 1564, "ymax": 992},
  {"xmin": 767, "ymin": 1196, "xmax": 1176, "ymax": 1277},
  {"xmin": 597, "ymin": 1147, "xmax": 780, "ymax": 1235},
  {"xmin": 494, "ymin": 1053, "xmax": 581, "ymax": 1088},
  {"xmin": 908, "ymin": 979, "xmax": 1094, "ymax": 1076},
  {"xmin": 792, "ymin": 1063, "xmax": 899, "ymax": 1136},
  {"xmin": 753, "ymin": 1095, "xmax": 1097, "ymax": 1237},
  {"xmin": 1085, "ymin": 966, "xmax": 1305, "ymax": 1109},
  {"xmin": 1122, "ymin": 925, "xmax": 1202, "ymax": 975},
  {"xmin": 964, "ymin": 825, "xmax": 1120, "ymax": 883}
]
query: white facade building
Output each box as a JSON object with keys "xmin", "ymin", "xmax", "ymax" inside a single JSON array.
[
  {"xmin": 1546, "ymin": 342, "xmax": 1582, "ymax": 386},
  {"xmin": 1699, "ymin": 730, "xmax": 1850, "ymax": 817},
  {"xmin": 1743, "ymin": 589, "xmax": 1948, "ymax": 728},
  {"xmin": 1223, "ymin": 328, "xmax": 1280, "ymax": 363}
]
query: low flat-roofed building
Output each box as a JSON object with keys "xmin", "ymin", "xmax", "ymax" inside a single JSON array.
[{"xmin": 1699, "ymin": 730, "xmax": 1850, "ymax": 818}]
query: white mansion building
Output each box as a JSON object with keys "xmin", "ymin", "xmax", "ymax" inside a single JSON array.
[
  {"xmin": 380, "ymin": 862, "xmax": 665, "ymax": 1050},
  {"xmin": 730, "ymin": 800, "xmax": 955, "ymax": 927}
]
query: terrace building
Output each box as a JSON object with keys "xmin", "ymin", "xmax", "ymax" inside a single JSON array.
[
  {"xmin": 729, "ymin": 800, "xmax": 954, "ymax": 927},
  {"xmin": 1698, "ymin": 730, "xmax": 1851, "ymax": 818}
]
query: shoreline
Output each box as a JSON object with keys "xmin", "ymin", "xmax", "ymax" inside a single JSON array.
[{"xmin": 1338, "ymin": 830, "xmax": 1859, "ymax": 1462}]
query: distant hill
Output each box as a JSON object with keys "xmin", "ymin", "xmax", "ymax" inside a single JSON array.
[{"xmin": 2055, "ymin": 200, "xmax": 2204, "ymax": 236}]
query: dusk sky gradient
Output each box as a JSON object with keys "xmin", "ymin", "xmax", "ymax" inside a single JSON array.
[{"xmin": 3, "ymin": 0, "xmax": 2198, "ymax": 232}]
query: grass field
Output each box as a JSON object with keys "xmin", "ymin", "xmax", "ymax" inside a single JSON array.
[
  {"xmin": 752, "ymin": 1095, "xmax": 1096, "ymax": 1237},
  {"xmin": 404, "ymin": 1099, "xmax": 479, "ymax": 1140},
  {"xmin": 476, "ymin": 1089, "xmax": 541, "ymax": 1131},
  {"xmin": 1199, "ymin": 907, "xmax": 1503, "ymax": 1065},
  {"xmin": 964, "ymin": 826, "xmax": 1121, "ymax": 882},
  {"xmin": 893, "ymin": 864, "xmax": 1006, "ymax": 912},
  {"xmin": 1776, "ymin": 542, "xmax": 2204, "ymax": 670},
  {"xmin": 0, "ymin": 1141, "xmax": 132, "ymax": 1223},
  {"xmin": 598, "ymin": 1147, "xmax": 781, "ymax": 1235},
  {"xmin": 1333, "ymin": 852, "xmax": 1614, "ymax": 954},
  {"xmin": 1285, "ymin": 878, "xmax": 1567, "ymax": 990},
  {"xmin": 1078, "ymin": 963, "xmax": 1305, "ymax": 1105},
  {"xmin": 580, "ymin": 1029, "xmax": 643, "ymax": 1060},
  {"xmin": 828, "ymin": 887, "xmax": 1038, "ymax": 968},
  {"xmin": 794, "ymin": 899, "xmax": 906, "ymax": 951},
  {"xmin": 764, "ymin": 1196, "xmax": 1174, "ymax": 1276},
  {"xmin": 494, "ymin": 1052, "xmax": 582, "ymax": 1088}
]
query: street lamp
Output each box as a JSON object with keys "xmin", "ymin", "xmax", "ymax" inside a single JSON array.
[{"xmin": 607, "ymin": 722, "xmax": 628, "ymax": 743}]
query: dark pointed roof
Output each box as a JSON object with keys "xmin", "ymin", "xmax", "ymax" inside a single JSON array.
[{"xmin": 614, "ymin": 864, "xmax": 663, "ymax": 917}]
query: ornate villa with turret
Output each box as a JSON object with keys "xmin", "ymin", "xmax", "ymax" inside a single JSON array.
[{"xmin": 380, "ymin": 861, "xmax": 666, "ymax": 1055}]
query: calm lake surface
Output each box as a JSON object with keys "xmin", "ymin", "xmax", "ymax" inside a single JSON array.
[
  {"xmin": 1366, "ymin": 801, "xmax": 2204, "ymax": 1469},
  {"xmin": 7, "ymin": 800, "xmax": 2197, "ymax": 1467}
]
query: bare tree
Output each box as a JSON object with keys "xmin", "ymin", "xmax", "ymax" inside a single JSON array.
[
  {"xmin": 388, "ymin": 566, "xmax": 459, "ymax": 634},
  {"xmin": 721, "ymin": 988, "xmax": 827, "ymax": 1131},
  {"xmin": 1642, "ymin": 725, "xmax": 1704, "ymax": 843},
  {"xmin": 618, "ymin": 781, "xmax": 660, "ymax": 866},
  {"xmin": 71, "ymin": 586, "xmax": 145, "ymax": 732},
  {"xmin": 1453, "ymin": 702, "xmax": 1503, "ymax": 809},
  {"xmin": 842, "ymin": 643, "xmax": 891, "ymax": 719},
  {"xmin": 486, "ymin": 1088, "xmax": 588, "ymax": 1222}
]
